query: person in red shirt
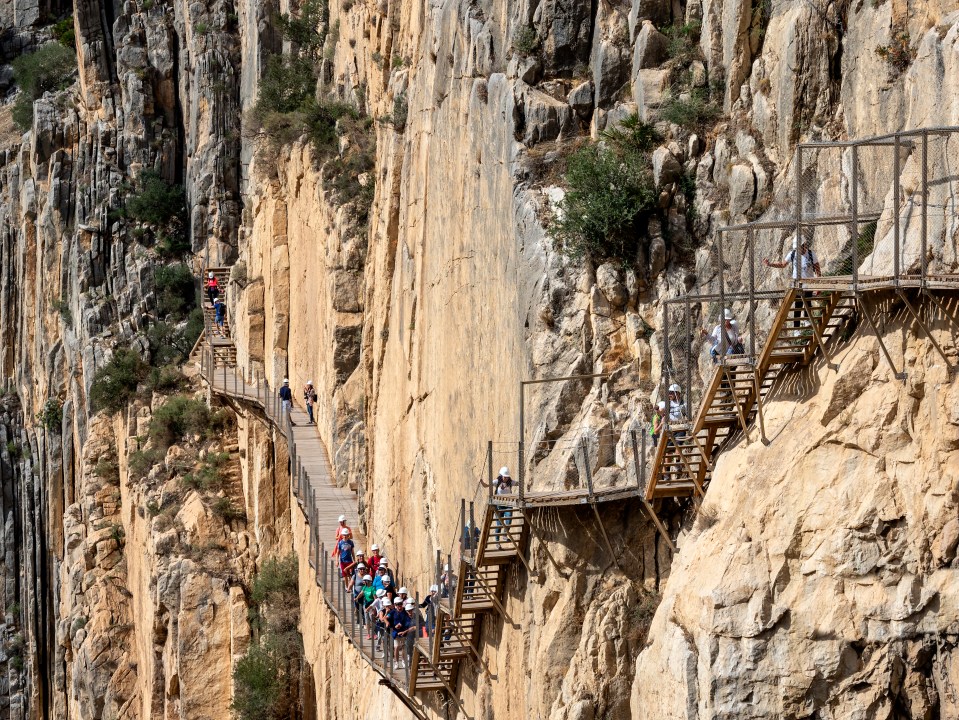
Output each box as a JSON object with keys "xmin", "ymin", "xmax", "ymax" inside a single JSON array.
[
  {"xmin": 205, "ymin": 272, "xmax": 219, "ymax": 306},
  {"xmin": 367, "ymin": 544, "xmax": 383, "ymax": 574}
]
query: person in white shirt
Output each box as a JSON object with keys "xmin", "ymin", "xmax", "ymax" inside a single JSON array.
[
  {"xmin": 666, "ymin": 384, "xmax": 687, "ymax": 426},
  {"xmin": 764, "ymin": 236, "xmax": 821, "ymax": 280},
  {"xmin": 705, "ymin": 309, "xmax": 743, "ymax": 362},
  {"xmin": 764, "ymin": 235, "xmax": 821, "ymax": 328}
]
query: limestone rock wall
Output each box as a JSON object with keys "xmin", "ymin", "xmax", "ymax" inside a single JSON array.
[
  {"xmin": 0, "ymin": 0, "xmax": 957, "ymax": 715},
  {"xmin": 632, "ymin": 310, "xmax": 959, "ymax": 719}
]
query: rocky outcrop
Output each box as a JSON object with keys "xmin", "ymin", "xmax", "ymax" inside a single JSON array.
[{"xmin": 633, "ymin": 313, "xmax": 959, "ymax": 719}]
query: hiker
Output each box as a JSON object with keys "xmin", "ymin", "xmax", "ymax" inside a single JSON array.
[
  {"xmin": 379, "ymin": 560, "xmax": 395, "ymax": 586},
  {"xmin": 493, "ymin": 467, "xmax": 514, "ymax": 549},
  {"xmin": 391, "ymin": 598, "xmax": 412, "ymax": 668},
  {"xmin": 403, "ymin": 601, "xmax": 420, "ymax": 663},
  {"xmin": 336, "ymin": 527, "xmax": 356, "ymax": 581},
  {"xmin": 650, "ymin": 401, "xmax": 664, "ymax": 447},
  {"xmin": 349, "ymin": 561, "xmax": 367, "ymax": 593},
  {"xmin": 368, "ymin": 544, "xmax": 383, "ymax": 574},
  {"xmin": 333, "ymin": 515, "xmax": 352, "ymax": 548},
  {"xmin": 368, "ymin": 589, "xmax": 388, "ymax": 651},
  {"xmin": 205, "ymin": 272, "xmax": 219, "ymax": 306},
  {"xmin": 440, "ymin": 564, "xmax": 449, "ymax": 598},
  {"xmin": 705, "ymin": 309, "xmax": 744, "ymax": 362},
  {"xmin": 764, "ymin": 235, "xmax": 821, "ymax": 329},
  {"xmin": 303, "ymin": 381, "xmax": 317, "ymax": 424},
  {"xmin": 765, "ymin": 235, "xmax": 821, "ymax": 280},
  {"xmin": 666, "ymin": 384, "xmax": 688, "ymax": 427},
  {"xmin": 279, "ymin": 379, "xmax": 293, "ymax": 420},
  {"xmin": 420, "ymin": 585, "xmax": 439, "ymax": 635},
  {"xmin": 213, "ymin": 297, "xmax": 226, "ymax": 335}
]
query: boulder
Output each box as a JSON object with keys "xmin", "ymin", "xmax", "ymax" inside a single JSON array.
[
  {"xmin": 596, "ymin": 263, "xmax": 628, "ymax": 308},
  {"xmin": 728, "ymin": 163, "xmax": 756, "ymax": 218},
  {"xmin": 634, "ymin": 21, "xmax": 669, "ymax": 69},
  {"xmin": 567, "ymin": 80, "xmax": 595, "ymax": 116},
  {"xmin": 652, "ymin": 146, "xmax": 682, "ymax": 187}
]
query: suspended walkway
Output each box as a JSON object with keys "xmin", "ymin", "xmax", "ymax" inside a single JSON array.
[
  {"xmin": 646, "ymin": 125, "xmax": 959, "ymax": 527},
  {"xmin": 190, "ymin": 125, "xmax": 959, "ymax": 717}
]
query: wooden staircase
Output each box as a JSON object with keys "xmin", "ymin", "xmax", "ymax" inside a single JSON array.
[
  {"xmin": 646, "ymin": 289, "xmax": 857, "ymax": 503},
  {"xmin": 199, "ymin": 267, "xmax": 238, "ymax": 369},
  {"xmin": 408, "ymin": 501, "xmax": 529, "ymax": 697}
]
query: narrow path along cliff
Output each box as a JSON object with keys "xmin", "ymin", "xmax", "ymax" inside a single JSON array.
[{"xmin": 1, "ymin": 0, "xmax": 959, "ymax": 717}]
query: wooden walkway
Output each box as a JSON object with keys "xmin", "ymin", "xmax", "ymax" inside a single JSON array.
[{"xmin": 646, "ymin": 279, "xmax": 959, "ymax": 526}]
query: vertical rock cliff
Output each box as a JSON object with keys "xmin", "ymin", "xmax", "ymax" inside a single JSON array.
[{"xmin": 0, "ymin": 0, "xmax": 956, "ymax": 716}]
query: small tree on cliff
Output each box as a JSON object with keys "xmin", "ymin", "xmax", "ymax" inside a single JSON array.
[
  {"xmin": 551, "ymin": 114, "xmax": 660, "ymax": 263},
  {"xmin": 233, "ymin": 555, "xmax": 303, "ymax": 720}
]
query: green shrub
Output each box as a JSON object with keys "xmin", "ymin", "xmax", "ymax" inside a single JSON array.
[
  {"xmin": 93, "ymin": 458, "xmax": 120, "ymax": 482},
  {"xmin": 180, "ymin": 452, "xmax": 228, "ymax": 492},
  {"xmin": 5, "ymin": 440, "xmax": 19, "ymax": 458},
  {"xmin": 232, "ymin": 641, "xmax": 284, "ymax": 720},
  {"xmin": 12, "ymin": 96, "xmax": 34, "ymax": 132},
  {"xmin": 255, "ymin": 55, "xmax": 316, "ymax": 118},
  {"xmin": 659, "ymin": 88, "xmax": 719, "ymax": 128},
  {"xmin": 275, "ymin": 0, "xmax": 328, "ymax": 56},
  {"xmin": 233, "ymin": 555, "xmax": 302, "ymax": 720},
  {"xmin": 11, "ymin": 43, "xmax": 76, "ymax": 130},
  {"xmin": 154, "ymin": 263, "xmax": 196, "ymax": 320},
  {"xmin": 7, "ymin": 602, "xmax": 20, "ymax": 618},
  {"xmin": 195, "ymin": 22, "xmax": 209, "ymax": 34},
  {"xmin": 664, "ymin": 21, "xmax": 701, "ymax": 63},
  {"xmin": 155, "ymin": 227, "xmax": 191, "ymax": 258},
  {"xmin": 601, "ymin": 113, "xmax": 661, "ymax": 154},
  {"xmin": 146, "ymin": 365, "xmax": 185, "ymax": 393},
  {"xmin": 213, "ymin": 496, "xmax": 244, "ymax": 520},
  {"xmin": 52, "ymin": 16, "xmax": 75, "ymax": 47},
  {"xmin": 551, "ymin": 142, "xmax": 656, "ymax": 261},
  {"xmin": 147, "ymin": 322, "xmax": 192, "ymax": 367},
  {"xmin": 513, "ymin": 27, "xmax": 539, "ymax": 57},
  {"xmin": 36, "ymin": 398, "xmax": 63, "ymax": 432},
  {"xmin": 876, "ymin": 31, "xmax": 914, "ymax": 75},
  {"xmin": 129, "ymin": 447, "xmax": 162, "ymax": 478},
  {"xmin": 148, "ymin": 395, "xmax": 215, "ymax": 447},
  {"xmin": 90, "ymin": 348, "xmax": 149, "ymax": 414},
  {"xmin": 390, "ymin": 93, "xmax": 408, "ymax": 132},
  {"xmin": 125, "ymin": 170, "xmax": 186, "ymax": 226},
  {"xmin": 251, "ymin": 554, "xmax": 299, "ymax": 605},
  {"xmin": 52, "ymin": 298, "xmax": 72, "ymax": 326}
]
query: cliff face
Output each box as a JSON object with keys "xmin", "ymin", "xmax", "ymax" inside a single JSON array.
[
  {"xmin": 633, "ymin": 316, "xmax": 959, "ymax": 719},
  {"xmin": 0, "ymin": 0, "xmax": 957, "ymax": 716}
]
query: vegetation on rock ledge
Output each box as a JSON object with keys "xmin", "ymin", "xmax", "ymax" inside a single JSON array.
[
  {"xmin": 233, "ymin": 555, "xmax": 303, "ymax": 720},
  {"xmin": 551, "ymin": 114, "xmax": 659, "ymax": 262}
]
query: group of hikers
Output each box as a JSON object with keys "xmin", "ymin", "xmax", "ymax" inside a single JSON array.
[
  {"xmin": 331, "ymin": 515, "xmax": 438, "ymax": 670},
  {"xmin": 329, "ymin": 466, "xmax": 517, "ymax": 672},
  {"xmin": 205, "ymin": 272, "xmax": 228, "ymax": 336},
  {"xmin": 647, "ymin": 236, "xmax": 822, "ymax": 448}
]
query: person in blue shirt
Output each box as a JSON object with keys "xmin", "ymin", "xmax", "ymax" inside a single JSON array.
[
  {"xmin": 390, "ymin": 598, "xmax": 412, "ymax": 668},
  {"xmin": 213, "ymin": 296, "xmax": 226, "ymax": 335},
  {"xmin": 279, "ymin": 379, "xmax": 293, "ymax": 421},
  {"xmin": 336, "ymin": 528, "xmax": 355, "ymax": 583}
]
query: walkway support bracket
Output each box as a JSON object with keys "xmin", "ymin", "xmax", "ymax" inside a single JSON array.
[
  {"xmin": 859, "ymin": 295, "xmax": 907, "ymax": 380},
  {"xmin": 898, "ymin": 289, "xmax": 955, "ymax": 374}
]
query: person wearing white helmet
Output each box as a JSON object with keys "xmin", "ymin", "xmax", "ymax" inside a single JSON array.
[
  {"xmin": 420, "ymin": 584, "xmax": 440, "ymax": 634},
  {"xmin": 205, "ymin": 271, "xmax": 219, "ymax": 306},
  {"xmin": 279, "ymin": 379, "xmax": 293, "ymax": 423},
  {"xmin": 368, "ymin": 588, "xmax": 388, "ymax": 649},
  {"xmin": 335, "ymin": 527, "xmax": 356, "ymax": 586},
  {"xmin": 704, "ymin": 308, "xmax": 744, "ymax": 362},
  {"xmin": 303, "ymin": 380, "xmax": 317, "ymax": 424},
  {"xmin": 765, "ymin": 233, "xmax": 821, "ymax": 329},
  {"xmin": 666, "ymin": 384, "xmax": 687, "ymax": 425},
  {"xmin": 368, "ymin": 544, "xmax": 383, "ymax": 575},
  {"xmin": 332, "ymin": 515, "xmax": 352, "ymax": 549},
  {"xmin": 351, "ymin": 568, "xmax": 371, "ymax": 622}
]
